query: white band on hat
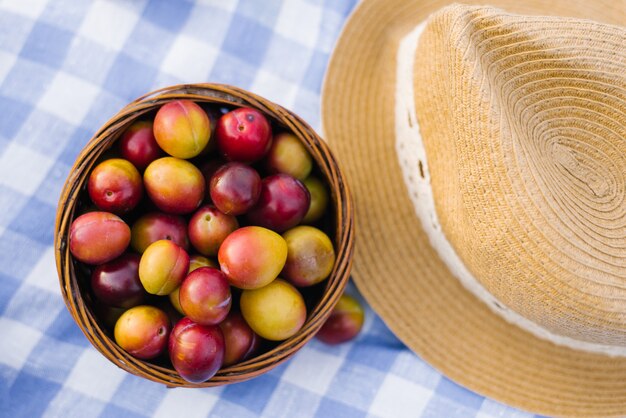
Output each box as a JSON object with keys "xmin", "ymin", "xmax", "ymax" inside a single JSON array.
[{"xmin": 395, "ymin": 22, "xmax": 626, "ymax": 357}]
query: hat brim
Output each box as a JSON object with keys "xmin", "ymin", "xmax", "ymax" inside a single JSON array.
[{"xmin": 321, "ymin": 0, "xmax": 626, "ymax": 416}]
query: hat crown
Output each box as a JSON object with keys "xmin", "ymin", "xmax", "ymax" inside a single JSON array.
[{"xmin": 412, "ymin": 5, "xmax": 626, "ymax": 347}]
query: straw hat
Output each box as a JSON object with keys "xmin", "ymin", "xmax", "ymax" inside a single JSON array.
[{"xmin": 322, "ymin": 1, "xmax": 626, "ymax": 416}]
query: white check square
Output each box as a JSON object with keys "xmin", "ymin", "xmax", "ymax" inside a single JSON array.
[
  {"xmin": 0, "ymin": 50, "xmax": 16, "ymax": 84},
  {"xmin": 0, "ymin": 318, "xmax": 42, "ymax": 370},
  {"xmin": 24, "ymin": 246, "xmax": 58, "ymax": 294},
  {"xmin": 477, "ymin": 399, "xmax": 535, "ymax": 418},
  {"xmin": 0, "ymin": 142, "xmax": 55, "ymax": 195},
  {"xmin": 154, "ymin": 387, "xmax": 222, "ymax": 418},
  {"xmin": 38, "ymin": 72, "xmax": 100, "ymax": 125},
  {"xmin": 196, "ymin": 0, "xmax": 238, "ymax": 13},
  {"xmin": 43, "ymin": 389, "xmax": 106, "ymax": 418},
  {"xmin": 0, "ymin": 0, "xmax": 46, "ymax": 19},
  {"xmin": 282, "ymin": 347, "xmax": 343, "ymax": 395},
  {"xmin": 161, "ymin": 34, "xmax": 218, "ymax": 82},
  {"xmin": 78, "ymin": 0, "xmax": 139, "ymax": 51},
  {"xmin": 251, "ymin": 69, "xmax": 298, "ymax": 109},
  {"xmin": 369, "ymin": 374, "xmax": 432, "ymax": 418},
  {"xmin": 275, "ymin": 0, "xmax": 321, "ymax": 48},
  {"xmin": 64, "ymin": 348, "xmax": 126, "ymax": 402}
]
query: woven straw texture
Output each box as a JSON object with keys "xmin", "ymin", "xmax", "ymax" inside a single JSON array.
[
  {"xmin": 322, "ymin": 0, "xmax": 626, "ymax": 416},
  {"xmin": 55, "ymin": 84, "xmax": 354, "ymax": 387},
  {"xmin": 414, "ymin": 6, "xmax": 626, "ymax": 349}
]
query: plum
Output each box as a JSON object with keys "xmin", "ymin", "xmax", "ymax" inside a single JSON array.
[
  {"xmin": 216, "ymin": 107, "xmax": 272, "ymax": 163},
  {"xmin": 130, "ymin": 212, "xmax": 189, "ymax": 253},
  {"xmin": 144, "ymin": 157, "xmax": 205, "ymax": 214},
  {"xmin": 179, "ymin": 267, "xmax": 231, "ymax": 326},
  {"xmin": 91, "ymin": 253, "xmax": 146, "ymax": 308},
  {"xmin": 247, "ymin": 174, "xmax": 310, "ymax": 232},
  {"xmin": 69, "ymin": 212, "xmax": 130, "ymax": 265},
  {"xmin": 265, "ymin": 132, "xmax": 312, "ymax": 180},
  {"xmin": 153, "ymin": 100, "xmax": 211, "ymax": 159},
  {"xmin": 196, "ymin": 107, "xmax": 221, "ymax": 156},
  {"xmin": 119, "ymin": 120, "xmax": 163, "ymax": 170},
  {"xmin": 302, "ymin": 177, "xmax": 329, "ymax": 224},
  {"xmin": 138, "ymin": 240, "xmax": 189, "ymax": 295},
  {"xmin": 169, "ymin": 255, "xmax": 218, "ymax": 315},
  {"xmin": 219, "ymin": 312, "xmax": 259, "ymax": 366},
  {"xmin": 168, "ymin": 287, "xmax": 184, "ymax": 316},
  {"xmin": 169, "ymin": 317, "xmax": 224, "ymax": 383},
  {"xmin": 114, "ymin": 305, "xmax": 170, "ymax": 359},
  {"xmin": 282, "ymin": 226, "xmax": 335, "ymax": 287},
  {"xmin": 188, "ymin": 205, "xmax": 238, "ymax": 256},
  {"xmin": 218, "ymin": 226, "xmax": 287, "ymax": 289},
  {"xmin": 88, "ymin": 158, "xmax": 143, "ymax": 214},
  {"xmin": 199, "ymin": 159, "xmax": 224, "ymax": 200},
  {"xmin": 209, "ymin": 163, "xmax": 261, "ymax": 215},
  {"xmin": 316, "ymin": 294, "xmax": 364, "ymax": 345},
  {"xmin": 188, "ymin": 254, "xmax": 218, "ymax": 272},
  {"xmin": 240, "ymin": 279, "xmax": 306, "ymax": 341}
]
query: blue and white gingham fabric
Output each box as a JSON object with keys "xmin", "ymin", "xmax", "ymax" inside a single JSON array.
[{"xmin": 0, "ymin": 1, "xmax": 538, "ymax": 417}]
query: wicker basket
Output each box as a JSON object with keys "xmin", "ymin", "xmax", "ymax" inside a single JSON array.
[{"xmin": 54, "ymin": 83, "xmax": 354, "ymax": 387}]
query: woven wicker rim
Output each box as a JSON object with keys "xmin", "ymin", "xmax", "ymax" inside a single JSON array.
[{"xmin": 54, "ymin": 83, "xmax": 354, "ymax": 387}]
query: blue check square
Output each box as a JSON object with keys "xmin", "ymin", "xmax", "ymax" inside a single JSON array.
[
  {"xmin": 0, "ymin": 230, "xmax": 46, "ymax": 278},
  {"xmin": 45, "ymin": 309, "xmax": 89, "ymax": 347},
  {"xmin": 209, "ymin": 52, "xmax": 256, "ymax": 88},
  {"xmin": 100, "ymin": 404, "xmax": 148, "ymax": 418},
  {"xmin": 58, "ymin": 128, "xmax": 91, "ymax": 166},
  {"xmin": 263, "ymin": 382, "xmax": 322, "ymax": 417},
  {"xmin": 0, "ymin": 272, "xmax": 21, "ymax": 314},
  {"xmin": 326, "ymin": 362, "xmax": 387, "ymax": 411},
  {"xmin": 435, "ymin": 377, "xmax": 485, "ymax": 410},
  {"xmin": 142, "ymin": 0, "xmax": 193, "ymax": 32},
  {"xmin": 210, "ymin": 399, "xmax": 260, "ymax": 418},
  {"xmin": 6, "ymin": 372, "xmax": 62, "ymax": 418},
  {"xmin": 422, "ymin": 395, "xmax": 484, "ymax": 418},
  {"xmin": 221, "ymin": 373, "xmax": 280, "ymax": 414},
  {"xmin": 40, "ymin": 0, "xmax": 90, "ymax": 31},
  {"xmin": 0, "ymin": 186, "xmax": 28, "ymax": 231},
  {"xmin": 124, "ymin": 20, "xmax": 175, "ymax": 69},
  {"xmin": 0, "ymin": 59, "xmax": 55, "ymax": 103},
  {"xmin": 222, "ymin": 14, "xmax": 272, "ymax": 66},
  {"xmin": 0, "ymin": 96, "xmax": 32, "ymax": 138},
  {"xmin": 104, "ymin": 53, "xmax": 158, "ymax": 100},
  {"xmin": 345, "ymin": 335, "xmax": 402, "ymax": 373},
  {"xmin": 322, "ymin": 0, "xmax": 358, "ymax": 15},
  {"xmin": 302, "ymin": 50, "xmax": 329, "ymax": 92},
  {"xmin": 43, "ymin": 389, "xmax": 107, "ymax": 418},
  {"xmin": 9, "ymin": 196, "xmax": 56, "ymax": 244},
  {"xmin": 110, "ymin": 375, "xmax": 169, "ymax": 416},
  {"xmin": 20, "ymin": 21, "xmax": 73, "ymax": 68},
  {"xmin": 237, "ymin": 0, "xmax": 282, "ymax": 28},
  {"xmin": 316, "ymin": 398, "xmax": 366, "ymax": 418},
  {"xmin": 35, "ymin": 160, "xmax": 72, "ymax": 206},
  {"xmin": 23, "ymin": 336, "xmax": 84, "ymax": 384}
]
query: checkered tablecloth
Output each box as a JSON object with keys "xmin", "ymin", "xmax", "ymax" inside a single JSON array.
[{"xmin": 0, "ymin": 1, "xmax": 537, "ymax": 417}]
